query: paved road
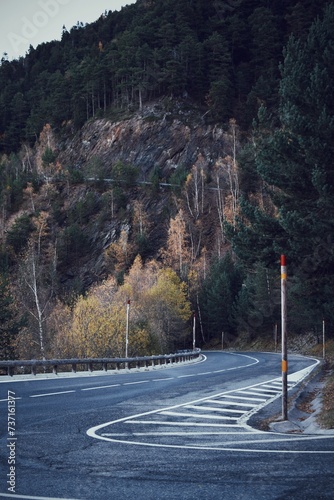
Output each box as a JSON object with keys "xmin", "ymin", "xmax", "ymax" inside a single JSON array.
[{"xmin": 0, "ymin": 351, "xmax": 333, "ymax": 500}]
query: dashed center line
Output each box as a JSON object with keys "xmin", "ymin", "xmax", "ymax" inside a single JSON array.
[
  {"xmin": 30, "ymin": 390, "xmax": 76, "ymax": 398},
  {"xmin": 123, "ymin": 380, "xmax": 150, "ymax": 386},
  {"xmin": 81, "ymin": 384, "xmax": 121, "ymax": 391}
]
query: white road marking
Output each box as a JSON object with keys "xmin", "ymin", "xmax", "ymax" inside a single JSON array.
[
  {"xmin": 160, "ymin": 410, "xmax": 238, "ymax": 420},
  {"xmin": 87, "ymin": 434, "xmax": 334, "ymax": 454},
  {"xmin": 232, "ymin": 392, "xmax": 268, "ymax": 400},
  {"xmin": 102, "ymin": 431, "xmax": 253, "ymax": 436},
  {"xmin": 0, "ymin": 494, "xmax": 80, "ymax": 500},
  {"xmin": 247, "ymin": 387, "xmax": 280, "ymax": 394},
  {"xmin": 0, "ymin": 397, "xmax": 22, "ymax": 402},
  {"xmin": 209, "ymin": 399, "xmax": 258, "ymax": 408},
  {"xmin": 152, "ymin": 377, "xmax": 174, "ymax": 382},
  {"xmin": 223, "ymin": 395, "xmax": 267, "ymax": 403},
  {"xmin": 124, "ymin": 420, "xmax": 241, "ymax": 427},
  {"xmin": 81, "ymin": 384, "xmax": 121, "ymax": 391},
  {"xmin": 123, "ymin": 380, "xmax": 150, "ymax": 386},
  {"xmin": 87, "ymin": 358, "xmax": 334, "ymax": 453},
  {"xmin": 188, "ymin": 405, "xmax": 245, "ymax": 414},
  {"xmin": 29, "ymin": 390, "xmax": 76, "ymax": 398}
]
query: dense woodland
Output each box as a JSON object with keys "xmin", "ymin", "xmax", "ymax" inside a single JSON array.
[{"xmin": 0, "ymin": 0, "xmax": 333, "ymax": 361}]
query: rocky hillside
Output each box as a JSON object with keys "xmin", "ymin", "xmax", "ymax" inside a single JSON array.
[
  {"xmin": 0, "ymin": 97, "xmax": 246, "ymax": 360},
  {"xmin": 59, "ymin": 100, "xmax": 233, "ymax": 180},
  {"xmin": 39, "ymin": 99, "xmax": 236, "ymax": 290}
]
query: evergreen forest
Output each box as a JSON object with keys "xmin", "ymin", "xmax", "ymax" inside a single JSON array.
[{"xmin": 0, "ymin": 0, "xmax": 333, "ymax": 362}]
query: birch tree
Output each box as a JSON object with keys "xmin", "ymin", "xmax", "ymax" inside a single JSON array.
[
  {"xmin": 161, "ymin": 209, "xmax": 191, "ymax": 279},
  {"xmin": 14, "ymin": 212, "xmax": 56, "ymax": 359}
]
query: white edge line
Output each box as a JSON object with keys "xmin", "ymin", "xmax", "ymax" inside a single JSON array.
[{"xmin": 85, "ymin": 433, "xmax": 334, "ymax": 454}]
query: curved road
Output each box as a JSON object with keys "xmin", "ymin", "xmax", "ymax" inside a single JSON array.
[{"xmin": 0, "ymin": 351, "xmax": 333, "ymax": 500}]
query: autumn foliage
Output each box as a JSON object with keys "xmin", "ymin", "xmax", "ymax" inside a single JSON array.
[{"xmin": 48, "ymin": 257, "xmax": 192, "ymax": 358}]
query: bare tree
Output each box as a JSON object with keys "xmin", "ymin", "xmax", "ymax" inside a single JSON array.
[
  {"xmin": 14, "ymin": 214, "xmax": 56, "ymax": 359},
  {"xmin": 184, "ymin": 155, "xmax": 207, "ymax": 220},
  {"xmin": 161, "ymin": 209, "xmax": 191, "ymax": 279},
  {"xmin": 226, "ymin": 118, "xmax": 240, "ymax": 228}
]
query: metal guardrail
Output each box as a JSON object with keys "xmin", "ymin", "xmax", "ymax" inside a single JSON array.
[{"xmin": 0, "ymin": 350, "xmax": 201, "ymax": 377}]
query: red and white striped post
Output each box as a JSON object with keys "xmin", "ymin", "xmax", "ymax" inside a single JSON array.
[
  {"xmin": 193, "ymin": 313, "xmax": 196, "ymax": 351},
  {"xmin": 281, "ymin": 255, "xmax": 288, "ymax": 420},
  {"xmin": 125, "ymin": 299, "xmax": 130, "ymax": 360}
]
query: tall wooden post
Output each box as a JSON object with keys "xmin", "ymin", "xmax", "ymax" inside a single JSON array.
[{"xmin": 281, "ymin": 255, "xmax": 288, "ymax": 420}]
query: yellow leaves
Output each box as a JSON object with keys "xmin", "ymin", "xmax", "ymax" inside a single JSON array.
[
  {"xmin": 71, "ymin": 294, "xmax": 124, "ymax": 358},
  {"xmin": 55, "ymin": 260, "xmax": 192, "ymax": 358},
  {"xmin": 155, "ymin": 268, "xmax": 191, "ymax": 322}
]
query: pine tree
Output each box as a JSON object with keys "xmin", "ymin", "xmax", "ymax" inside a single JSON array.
[
  {"xmin": 232, "ymin": 5, "xmax": 334, "ymax": 326},
  {"xmin": 200, "ymin": 254, "xmax": 243, "ymax": 342}
]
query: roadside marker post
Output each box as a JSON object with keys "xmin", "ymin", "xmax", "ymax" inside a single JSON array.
[
  {"xmin": 126, "ymin": 300, "xmax": 130, "ymax": 362},
  {"xmin": 193, "ymin": 313, "xmax": 196, "ymax": 351},
  {"xmin": 281, "ymin": 255, "xmax": 288, "ymax": 420}
]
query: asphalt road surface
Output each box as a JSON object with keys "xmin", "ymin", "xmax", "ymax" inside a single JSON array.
[{"xmin": 0, "ymin": 351, "xmax": 333, "ymax": 500}]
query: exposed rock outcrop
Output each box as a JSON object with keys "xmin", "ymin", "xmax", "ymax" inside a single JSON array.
[{"xmin": 59, "ymin": 102, "xmax": 232, "ymax": 178}]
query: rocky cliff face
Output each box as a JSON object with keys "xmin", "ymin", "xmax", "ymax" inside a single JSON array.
[{"xmin": 59, "ymin": 101, "xmax": 232, "ymax": 178}]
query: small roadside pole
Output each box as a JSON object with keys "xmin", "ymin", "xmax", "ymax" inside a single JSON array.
[
  {"xmin": 125, "ymin": 299, "xmax": 130, "ymax": 363},
  {"xmin": 281, "ymin": 255, "xmax": 288, "ymax": 421},
  {"xmin": 222, "ymin": 331, "xmax": 224, "ymax": 351},
  {"xmin": 193, "ymin": 313, "xmax": 196, "ymax": 351},
  {"xmin": 323, "ymin": 319, "xmax": 326, "ymax": 360}
]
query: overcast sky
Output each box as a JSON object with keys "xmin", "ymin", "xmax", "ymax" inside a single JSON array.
[{"xmin": 0, "ymin": 0, "xmax": 136, "ymax": 61}]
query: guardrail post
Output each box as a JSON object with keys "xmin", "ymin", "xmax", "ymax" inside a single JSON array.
[
  {"xmin": 103, "ymin": 362, "xmax": 107, "ymax": 372},
  {"xmin": 53, "ymin": 365, "xmax": 58, "ymax": 375},
  {"xmin": 89, "ymin": 362, "xmax": 93, "ymax": 372},
  {"xmin": 71, "ymin": 363, "xmax": 77, "ymax": 373},
  {"xmin": 31, "ymin": 365, "xmax": 36, "ymax": 376}
]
